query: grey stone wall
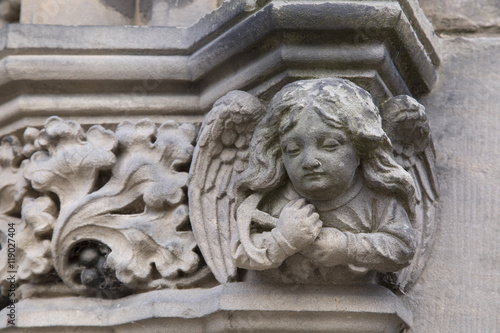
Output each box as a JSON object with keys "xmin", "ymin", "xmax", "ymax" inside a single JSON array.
[
  {"xmin": 17, "ymin": 0, "xmax": 221, "ymax": 27},
  {"xmin": 409, "ymin": 1, "xmax": 500, "ymax": 331},
  {"xmin": 419, "ymin": 0, "xmax": 500, "ymax": 34}
]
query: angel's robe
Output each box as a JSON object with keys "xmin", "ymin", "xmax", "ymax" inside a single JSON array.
[{"xmin": 231, "ymin": 177, "xmax": 417, "ymax": 284}]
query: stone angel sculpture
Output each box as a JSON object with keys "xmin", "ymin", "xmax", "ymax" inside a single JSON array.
[{"xmin": 188, "ymin": 78, "xmax": 438, "ymax": 290}]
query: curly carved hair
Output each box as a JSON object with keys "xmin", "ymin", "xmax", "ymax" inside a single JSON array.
[{"xmin": 236, "ymin": 78, "xmax": 416, "ymax": 215}]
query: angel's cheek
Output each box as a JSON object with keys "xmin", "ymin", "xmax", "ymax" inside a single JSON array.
[{"xmin": 284, "ymin": 146, "xmax": 360, "ymax": 201}]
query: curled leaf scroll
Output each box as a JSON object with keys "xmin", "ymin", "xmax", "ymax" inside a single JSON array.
[{"xmin": 1, "ymin": 117, "xmax": 211, "ymax": 299}]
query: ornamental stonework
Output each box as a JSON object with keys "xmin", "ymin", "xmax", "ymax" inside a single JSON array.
[{"xmin": 0, "ymin": 0, "xmax": 456, "ymax": 332}]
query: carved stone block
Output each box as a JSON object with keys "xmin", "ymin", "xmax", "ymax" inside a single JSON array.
[{"xmin": 0, "ymin": 1, "xmax": 443, "ymax": 332}]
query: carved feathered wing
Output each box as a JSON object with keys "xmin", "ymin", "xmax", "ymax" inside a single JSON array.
[
  {"xmin": 380, "ymin": 95, "xmax": 439, "ymax": 291},
  {"xmin": 189, "ymin": 91, "xmax": 265, "ymax": 283}
]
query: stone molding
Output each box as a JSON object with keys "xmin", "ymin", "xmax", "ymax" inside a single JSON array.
[
  {"xmin": 0, "ymin": 283, "xmax": 412, "ymax": 332},
  {"xmin": 0, "ymin": 0, "xmax": 439, "ymax": 136}
]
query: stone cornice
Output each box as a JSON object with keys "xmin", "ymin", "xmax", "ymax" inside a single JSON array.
[{"xmin": 0, "ymin": 0, "xmax": 439, "ymax": 137}]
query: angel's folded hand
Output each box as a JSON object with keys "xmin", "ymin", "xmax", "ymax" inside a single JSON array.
[
  {"xmin": 276, "ymin": 198, "xmax": 322, "ymax": 250},
  {"xmin": 301, "ymin": 227, "xmax": 348, "ymax": 267}
]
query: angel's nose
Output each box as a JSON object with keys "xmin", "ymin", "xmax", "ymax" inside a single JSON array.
[{"xmin": 302, "ymin": 153, "xmax": 321, "ymax": 170}]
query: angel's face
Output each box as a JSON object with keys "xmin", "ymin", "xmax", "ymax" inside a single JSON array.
[{"xmin": 280, "ymin": 109, "xmax": 359, "ymax": 201}]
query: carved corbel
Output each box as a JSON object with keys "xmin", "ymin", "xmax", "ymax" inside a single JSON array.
[
  {"xmin": 0, "ymin": 77, "xmax": 438, "ymax": 300},
  {"xmin": 0, "ymin": 77, "xmax": 438, "ymax": 333},
  {"xmin": 188, "ymin": 77, "xmax": 439, "ymax": 292}
]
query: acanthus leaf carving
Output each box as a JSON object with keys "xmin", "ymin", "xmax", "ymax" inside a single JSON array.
[
  {"xmin": 15, "ymin": 197, "xmax": 57, "ymax": 281},
  {"xmin": 0, "ymin": 117, "xmax": 211, "ymax": 299},
  {"xmin": 25, "ymin": 117, "xmax": 118, "ymax": 209},
  {"xmin": 0, "ymin": 136, "xmax": 30, "ymax": 216},
  {"xmin": 40, "ymin": 118, "xmax": 210, "ymax": 296},
  {"xmin": 0, "ymin": 131, "xmax": 60, "ymax": 298}
]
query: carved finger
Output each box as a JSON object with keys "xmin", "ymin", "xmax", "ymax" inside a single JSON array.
[
  {"xmin": 289, "ymin": 198, "xmax": 300, "ymax": 208},
  {"xmin": 312, "ymin": 217, "xmax": 322, "ymax": 230},
  {"xmin": 309, "ymin": 212, "xmax": 320, "ymax": 222},
  {"xmin": 294, "ymin": 198, "xmax": 307, "ymax": 208},
  {"xmin": 304, "ymin": 203, "xmax": 316, "ymax": 215}
]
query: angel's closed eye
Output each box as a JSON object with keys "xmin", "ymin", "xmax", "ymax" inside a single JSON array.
[
  {"xmin": 321, "ymin": 138, "xmax": 341, "ymax": 151},
  {"xmin": 282, "ymin": 142, "xmax": 301, "ymax": 156}
]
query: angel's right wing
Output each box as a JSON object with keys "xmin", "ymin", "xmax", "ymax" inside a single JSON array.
[
  {"xmin": 380, "ymin": 95, "xmax": 439, "ymax": 291},
  {"xmin": 188, "ymin": 91, "xmax": 265, "ymax": 283}
]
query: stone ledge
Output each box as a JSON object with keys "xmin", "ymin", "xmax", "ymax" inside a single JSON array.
[{"xmin": 0, "ymin": 283, "xmax": 411, "ymax": 333}]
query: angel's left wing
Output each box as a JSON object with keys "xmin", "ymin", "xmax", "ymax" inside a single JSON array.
[
  {"xmin": 380, "ymin": 95, "xmax": 439, "ymax": 291},
  {"xmin": 188, "ymin": 91, "xmax": 265, "ymax": 283}
]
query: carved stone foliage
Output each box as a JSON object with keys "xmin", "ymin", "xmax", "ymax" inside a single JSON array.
[
  {"xmin": 0, "ymin": 117, "xmax": 211, "ymax": 299},
  {"xmin": 0, "ymin": 130, "xmax": 56, "ymax": 294},
  {"xmin": 189, "ymin": 78, "xmax": 438, "ymax": 292},
  {"xmin": 0, "ymin": 77, "xmax": 438, "ymax": 300}
]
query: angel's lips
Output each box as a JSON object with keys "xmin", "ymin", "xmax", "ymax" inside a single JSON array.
[{"xmin": 303, "ymin": 172, "xmax": 325, "ymax": 180}]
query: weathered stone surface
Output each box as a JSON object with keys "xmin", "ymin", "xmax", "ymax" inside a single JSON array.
[
  {"xmin": 0, "ymin": 283, "xmax": 412, "ymax": 332},
  {"xmin": 146, "ymin": 0, "xmax": 221, "ymax": 27},
  {"xmin": 20, "ymin": 0, "xmax": 136, "ymax": 26},
  {"xmin": 0, "ymin": 78, "xmax": 437, "ymax": 305},
  {"xmin": 19, "ymin": 0, "xmax": 222, "ymax": 27},
  {"xmin": 419, "ymin": 0, "xmax": 500, "ymax": 34},
  {"xmin": 404, "ymin": 36, "xmax": 500, "ymax": 332}
]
